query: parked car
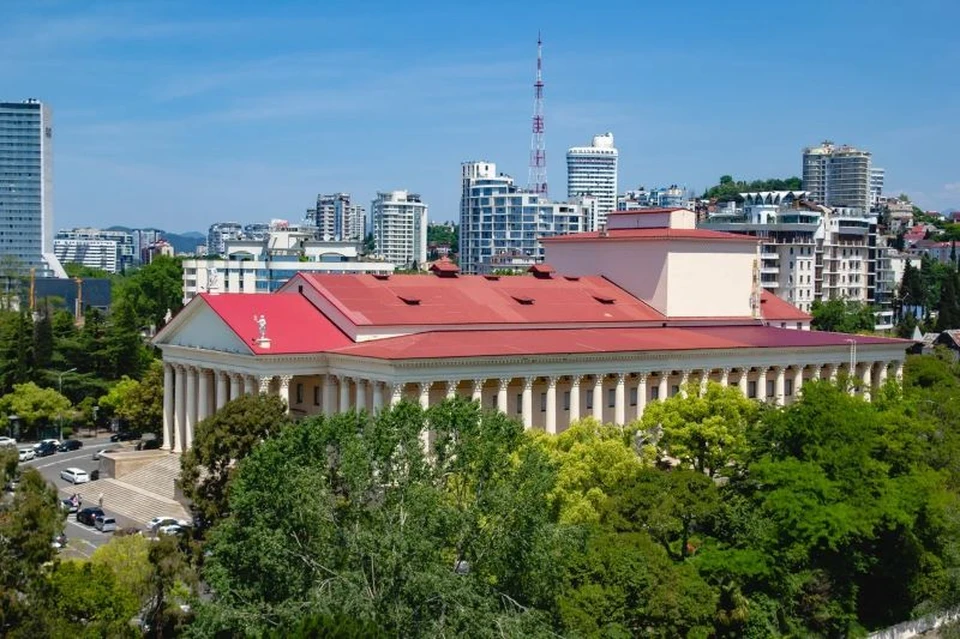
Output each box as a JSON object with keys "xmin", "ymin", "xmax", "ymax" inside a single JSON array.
[
  {"xmin": 157, "ymin": 523, "xmax": 189, "ymax": 537},
  {"xmin": 136, "ymin": 438, "xmax": 161, "ymax": 451},
  {"xmin": 33, "ymin": 438, "xmax": 59, "ymax": 450},
  {"xmin": 60, "ymin": 498, "xmax": 79, "ymax": 513},
  {"xmin": 18, "ymin": 447, "xmax": 35, "ymax": 462},
  {"xmin": 110, "ymin": 431, "xmax": 139, "ymax": 442},
  {"xmin": 94, "ymin": 516, "xmax": 117, "ymax": 533},
  {"xmin": 59, "ymin": 468, "xmax": 90, "ymax": 484},
  {"xmin": 93, "ymin": 447, "xmax": 119, "ymax": 460},
  {"xmin": 57, "ymin": 439, "xmax": 83, "ymax": 452},
  {"xmin": 76, "ymin": 506, "xmax": 104, "ymax": 526},
  {"xmin": 0, "ymin": 436, "xmax": 17, "ymax": 448},
  {"xmin": 147, "ymin": 516, "xmax": 187, "ymax": 533},
  {"xmin": 35, "ymin": 441, "xmax": 58, "ymax": 457}
]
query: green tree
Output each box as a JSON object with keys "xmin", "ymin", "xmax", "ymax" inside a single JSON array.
[
  {"xmin": 142, "ymin": 534, "xmax": 197, "ymax": 638},
  {"xmin": 0, "ymin": 382, "xmax": 72, "ymax": 437},
  {"xmin": 935, "ymin": 270, "xmax": 960, "ymax": 331},
  {"xmin": 641, "ymin": 382, "xmax": 759, "ymax": 477},
  {"xmin": 41, "ymin": 560, "xmax": 140, "ymax": 638},
  {"xmin": 115, "ymin": 255, "xmax": 184, "ymax": 328},
  {"xmin": 179, "ymin": 393, "xmax": 292, "ymax": 527},
  {"xmin": 104, "ymin": 296, "xmax": 150, "ymax": 379},
  {"xmin": 32, "ymin": 304, "xmax": 53, "ymax": 371},
  {"xmin": 810, "ymin": 299, "xmax": 876, "ymax": 333},
  {"xmin": 90, "ymin": 533, "xmax": 153, "ymax": 604}
]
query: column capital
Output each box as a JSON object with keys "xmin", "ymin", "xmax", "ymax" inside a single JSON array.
[
  {"xmin": 593, "ymin": 374, "xmax": 605, "ymax": 385},
  {"xmin": 522, "ymin": 376, "xmax": 535, "ymax": 390},
  {"xmin": 498, "ymin": 377, "xmax": 511, "ymax": 391},
  {"xmin": 278, "ymin": 374, "xmax": 293, "ymax": 384},
  {"xmin": 445, "ymin": 379, "xmax": 458, "ymax": 390},
  {"xmin": 637, "ymin": 372, "xmax": 648, "ymax": 382},
  {"xmin": 615, "ymin": 372, "xmax": 627, "ymax": 383},
  {"xmin": 570, "ymin": 375, "xmax": 582, "ymax": 386},
  {"xmin": 258, "ymin": 376, "xmax": 272, "ymax": 394},
  {"xmin": 546, "ymin": 376, "xmax": 558, "ymax": 388},
  {"xmin": 418, "ymin": 380, "xmax": 433, "ymax": 392},
  {"xmin": 472, "ymin": 378, "xmax": 484, "ymax": 392}
]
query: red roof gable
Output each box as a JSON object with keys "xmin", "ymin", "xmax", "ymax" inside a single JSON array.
[
  {"xmin": 759, "ymin": 291, "xmax": 811, "ymax": 321},
  {"xmin": 328, "ymin": 325, "xmax": 906, "ymax": 361},
  {"xmin": 296, "ymin": 273, "xmax": 666, "ymax": 326},
  {"xmin": 200, "ymin": 293, "xmax": 351, "ymax": 354},
  {"xmin": 607, "ymin": 207, "xmax": 684, "ymax": 215},
  {"xmin": 541, "ymin": 228, "xmax": 759, "ymax": 243}
]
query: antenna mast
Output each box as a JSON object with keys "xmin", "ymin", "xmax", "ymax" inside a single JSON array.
[{"xmin": 527, "ymin": 32, "xmax": 547, "ymax": 197}]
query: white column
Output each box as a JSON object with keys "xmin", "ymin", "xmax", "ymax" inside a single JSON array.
[
  {"xmin": 244, "ymin": 375, "xmax": 257, "ymax": 396},
  {"xmin": 862, "ymin": 364, "xmax": 873, "ymax": 401},
  {"xmin": 658, "ymin": 373, "xmax": 669, "ymax": 403},
  {"xmin": 895, "ymin": 360, "xmax": 904, "ymax": 383},
  {"xmin": 545, "ymin": 377, "xmax": 558, "ymax": 434},
  {"xmin": 216, "ymin": 371, "xmax": 228, "ymax": 410},
  {"xmin": 174, "ymin": 365, "xmax": 185, "ymax": 453},
  {"xmin": 521, "ymin": 377, "xmax": 534, "ymax": 429},
  {"xmin": 877, "ymin": 361, "xmax": 889, "ymax": 387},
  {"xmin": 614, "ymin": 373, "xmax": 626, "ymax": 425},
  {"xmin": 372, "ymin": 381, "xmax": 384, "ymax": 413},
  {"xmin": 445, "ymin": 380, "xmax": 458, "ymax": 399},
  {"xmin": 258, "ymin": 376, "xmax": 271, "ymax": 395},
  {"xmin": 471, "ymin": 379, "xmax": 484, "ymax": 403},
  {"xmin": 185, "ymin": 367, "xmax": 197, "ymax": 451},
  {"xmin": 497, "ymin": 378, "xmax": 509, "ymax": 413},
  {"xmin": 569, "ymin": 376, "xmax": 581, "ymax": 422},
  {"xmin": 592, "ymin": 375, "xmax": 603, "ymax": 421},
  {"xmin": 720, "ymin": 368, "xmax": 730, "ymax": 387},
  {"xmin": 418, "ymin": 381, "xmax": 431, "ymax": 409},
  {"xmin": 323, "ymin": 375, "xmax": 336, "ymax": 416},
  {"xmin": 229, "ymin": 373, "xmax": 242, "ymax": 401},
  {"xmin": 738, "ymin": 368, "xmax": 749, "ymax": 396},
  {"xmin": 829, "ymin": 363, "xmax": 839, "ymax": 383},
  {"xmin": 389, "ymin": 383, "xmax": 404, "ymax": 407},
  {"xmin": 355, "ymin": 378, "xmax": 367, "ymax": 412},
  {"xmin": 162, "ymin": 363, "xmax": 174, "ymax": 451},
  {"xmin": 679, "ymin": 370, "xmax": 691, "ymax": 397},
  {"xmin": 339, "ymin": 376, "xmax": 351, "ymax": 412},
  {"xmin": 774, "ymin": 367, "xmax": 785, "ymax": 406},
  {"xmin": 794, "ymin": 366, "xmax": 804, "ymax": 400},
  {"xmin": 756, "ymin": 367, "xmax": 768, "ymax": 402},
  {"xmin": 699, "ymin": 370, "xmax": 709, "ymax": 397},
  {"xmin": 278, "ymin": 375, "xmax": 292, "ymax": 412},
  {"xmin": 636, "ymin": 373, "xmax": 648, "ymax": 420},
  {"xmin": 197, "ymin": 368, "xmax": 210, "ymax": 423}
]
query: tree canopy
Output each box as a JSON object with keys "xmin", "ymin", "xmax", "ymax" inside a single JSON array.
[
  {"xmin": 702, "ymin": 175, "xmax": 803, "ymax": 202},
  {"xmin": 810, "ymin": 299, "xmax": 877, "ymax": 333}
]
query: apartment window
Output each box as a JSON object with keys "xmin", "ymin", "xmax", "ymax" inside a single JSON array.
[
  {"xmin": 563, "ymin": 391, "xmax": 570, "ymax": 411},
  {"xmin": 295, "ymin": 383, "xmax": 304, "ymax": 404},
  {"xmin": 748, "ymin": 381, "xmax": 757, "ymax": 398},
  {"xmin": 313, "ymin": 385, "xmax": 320, "ymax": 406},
  {"xmin": 586, "ymin": 392, "xmax": 593, "ymax": 410},
  {"xmin": 790, "ymin": 247, "xmax": 794, "ymax": 255},
  {"xmin": 630, "ymin": 388, "xmax": 638, "ymax": 407},
  {"xmin": 607, "ymin": 389, "xmax": 616, "ymax": 408},
  {"xmin": 540, "ymin": 392, "xmax": 547, "ymax": 412}
]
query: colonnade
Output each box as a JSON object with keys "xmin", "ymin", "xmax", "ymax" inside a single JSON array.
[{"xmin": 163, "ymin": 359, "xmax": 904, "ymax": 452}]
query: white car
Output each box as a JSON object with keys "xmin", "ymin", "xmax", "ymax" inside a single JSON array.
[
  {"xmin": 95, "ymin": 516, "xmax": 117, "ymax": 533},
  {"xmin": 0, "ymin": 437, "xmax": 17, "ymax": 448},
  {"xmin": 148, "ymin": 516, "xmax": 188, "ymax": 533},
  {"xmin": 157, "ymin": 523, "xmax": 190, "ymax": 537},
  {"xmin": 59, "ymin": 467, "xmax": 90, "ymax": 484},
  {"xmin": 18, "ymin": 447, "xmax": 35, "ymax": 462}
]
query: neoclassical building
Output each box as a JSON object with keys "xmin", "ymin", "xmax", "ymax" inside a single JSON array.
[{"xmin": 155, "ymin": 208, "xmax": 908, "ymax": 452}]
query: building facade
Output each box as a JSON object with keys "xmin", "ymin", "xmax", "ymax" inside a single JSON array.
[
  {"xmin": 459, "ymin": 161, "xmax": 588, "ymax": 274},
  {"xmin": 182, "ymin": 224, "xmax": 394, "ymax": 303},
  {"xmin": 567, "ymin": 133, "xmax": 618, "ymax": 229},
  {"xmin": 207, "ymin": 222, "xmax": 243, "ymax": 257},
  {"xmin": 54, "ymin": 227, "xmax": 135, "ymax": 273},
  {"xmin": 0, "ymin": 100, "xmax": 65, "ymax": 277},
  {"xmin": 870, "ymin": 167, "xmax": 885, "ymax": 209},
  {"xmin": 802, "ymin": 141, "xmax": 872, "ymax": 211},
  {"xmin": 371, "ymin": 190, "xmax": 428, "ymax": 269},
  {"xmin": 155, "ymin": 208, "xmax": 908, "ymax": 454},
  {"xmin": 307, "ymin": 193, "xmax": 366, "ymax": 243},
  {"xmin": 701, "ymin": 192, "xmax": 881, "ymax": 316}
]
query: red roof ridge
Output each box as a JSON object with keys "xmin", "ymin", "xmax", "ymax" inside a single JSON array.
[
  {"xmin": 542, "ymin": 228, "xmax": 760, "ymax": 243},
  {"xmin": 607, "ymin": 207, "xmax": 685, "ymax": 215}
]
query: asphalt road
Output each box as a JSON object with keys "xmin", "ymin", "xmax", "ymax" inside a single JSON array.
[{"xmin": 20, "ymin": 437, "xmax": 139, "ymax": 559}]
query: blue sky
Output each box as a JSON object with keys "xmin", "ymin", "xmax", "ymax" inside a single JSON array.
[{"xmin": 4, "ymin": 0, "xmax": 959, "ymax": 232}]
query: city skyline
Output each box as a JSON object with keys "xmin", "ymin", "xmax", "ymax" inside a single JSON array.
[{"xmin": 4, "ymin": 0, "xmax": 959, "ymax": 233}]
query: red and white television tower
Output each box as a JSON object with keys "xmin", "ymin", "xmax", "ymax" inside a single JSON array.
[{"xmin": 527, "ymin": 33, "xmax": 547, "ymax": 197}]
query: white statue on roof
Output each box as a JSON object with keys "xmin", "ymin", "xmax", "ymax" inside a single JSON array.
[
  {"xmin": 254, "ymin": 314, "xmax": 267, "ymax": 340},
  {"xmin": 164, "ymin": 308, "xmax": 173, "ymax": 324}
]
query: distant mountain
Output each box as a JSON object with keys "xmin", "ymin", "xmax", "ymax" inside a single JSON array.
[{"xmin": 104, "ymin": 226, "xmax": 205, "ymax": 254}]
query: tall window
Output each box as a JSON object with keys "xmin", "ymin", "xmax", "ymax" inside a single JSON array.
[{"xmin": 296, "ymin": 383, "xmax": 304, "ymax": 404}]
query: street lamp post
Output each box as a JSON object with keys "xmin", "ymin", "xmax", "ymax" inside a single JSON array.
[{"xmin": 57, "ymin": 367, "xmax": 77, "ymax": 441}]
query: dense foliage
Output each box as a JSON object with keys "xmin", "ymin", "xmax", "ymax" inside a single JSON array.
[{"xmin": 811, "ymin": 298, "xmax": 877, "ymax": 334}]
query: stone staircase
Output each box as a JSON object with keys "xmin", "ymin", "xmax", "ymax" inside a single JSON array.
[{"xmin": 61, "ymin": 453, "xmax": 190, "ymax": 527}]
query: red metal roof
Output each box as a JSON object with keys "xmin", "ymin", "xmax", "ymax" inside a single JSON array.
[
  {"xmin": 200, "ymin": 293, "xmax": 351, "ymax": 354},
  {"xmin": 328, "ymin": 325, "xmax": 907, "ymax": 361},
  {"xmin": 607, "ymin": 207, "xmax": 684, "ymax": 215},
  {"xmin": 759, "ymin": 291, "xmax": 812, "ymax": 321},
  {"xmin": 296, "ymin": 273, "xmax": 666, "ymax": 326},
  {"xmin": 541, "ymin": 228, "xmax": 759, "ymax": 243}
]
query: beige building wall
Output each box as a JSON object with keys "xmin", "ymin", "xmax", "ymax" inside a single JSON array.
[{"xmin": 665, "ymin": 242, "xmax": 758, "ymax": 317}]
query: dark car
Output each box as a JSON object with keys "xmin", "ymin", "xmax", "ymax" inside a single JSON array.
[
  {"xmin": 36, "ymin": 441, "xmax": 58, "ymax": 457},
  {"xmin": 110, "ymin": 431, "xmax": 139, "ymax": 443},
  {"xmin": 76, "ymin": 506, "xmax": 104, "ymax": 526},
  {"xmin": 136, "ymin": 439, "xmax": 161, "ymax": 451},
  {"xmin": 57, "ymin": 439, "xmax": 83, "ymax": 452}
]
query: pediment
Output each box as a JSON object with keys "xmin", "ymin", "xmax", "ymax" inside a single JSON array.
[{"xmin": 154, "ymin": 300, "xmax": 252, "ymax": 354}]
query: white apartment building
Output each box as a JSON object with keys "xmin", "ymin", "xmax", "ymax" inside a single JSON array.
[
  {"xmin": 459, "ymin": 161, "xmax": 588, "ymax": 274},
  {"xmin": 870, "ymin": 167, "xmax": 885, "ymax": 209},
  {"xmin": 54, "ymin": 227, "xmax": 135, "ymax": 273},
  {"xmin": 701, "ymin": 192, "xmax": 880, "ymax": 316},
  {"xmin": 802, "ymin": 141, "xmax": 872, "ymax": 212},
  {"xmin": 207, "ymin": 222, "xmax": 243, "ymax": 257},
  {"xmin": 567, "ymin": 133, "xmax": 618, "ymax": 230},
  {"xmin": 371, "ymin": 190, "xmax": 428, "ymax": 269},
  {"xmin": 307, "ymin": 193, "xmax": 366, "ymax": 243},
  {"xmin": 182, "ymin": 224, "xmax": 393, "ymax": 304}
]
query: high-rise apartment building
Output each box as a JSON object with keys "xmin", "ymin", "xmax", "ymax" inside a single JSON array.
[
  {"xmin": 207, "ymin": 222, "xmax": 243, "ymax": 257},
  {"xmin": 459, "ymin": 161, "xmax": 588, "ymax": 274},
  {"xmin": 307, "ymin": 193, "xmax": 366, "ymax": 243},
  {"xmin": 0, "ymin": 99, "xmax": 65, "ymax": 277},
  {"xmin": 870, "ymin": 167, "xmax": 885, "ymax": 209},
  {"xmin": 802, "ymin": 141, "xmax": 872, "ymax": 212},
  {"xmin": 54, "ymin": 227, "xmax": 135, "ymax": 273},
  {"xmin": 371, "ymin": 190, "xmax": 428, "ymax": 269},
  {"xmin": 566, "ymin": 133, "xmax": 618, "ymax": 230}
]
